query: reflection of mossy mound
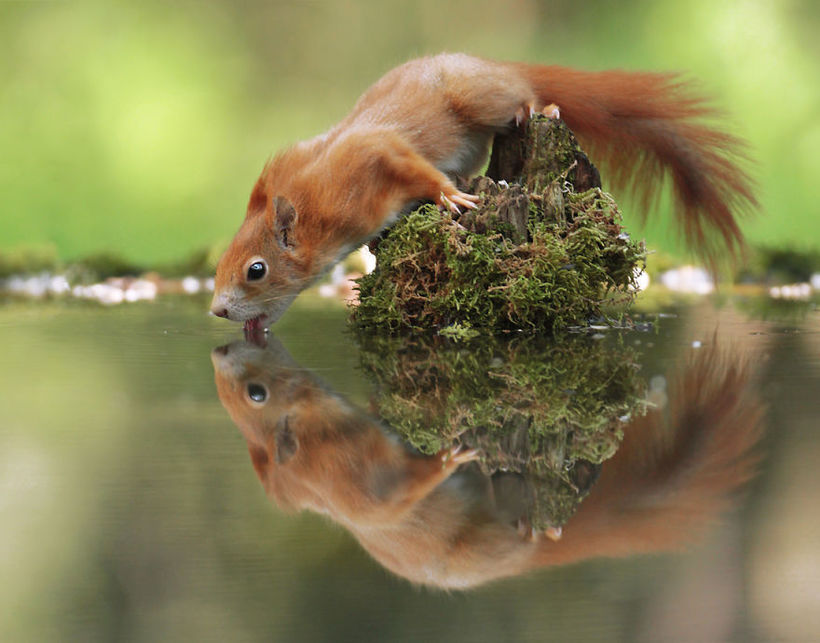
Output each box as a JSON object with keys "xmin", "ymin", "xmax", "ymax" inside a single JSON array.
[
  {"xmin": 351, "ymin": 118, "xmax": 646, "ymax": 334},
  {"xmin": 357, "ymin": 333, "xmax": 646, "ymax": 528}
]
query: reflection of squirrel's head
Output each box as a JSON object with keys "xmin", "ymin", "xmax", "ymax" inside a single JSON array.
[
  {"xmin": 211, "ymin": 337, "xmax": 430, "ymax": 522},
  {"xmin": 211, "ymin": 338, "xmax": 353, "ymax": 509}
]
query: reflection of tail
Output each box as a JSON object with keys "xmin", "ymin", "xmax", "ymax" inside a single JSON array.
[{"xmin": 538, "ymin": 342, "xmax": 763, "ymax": 567}]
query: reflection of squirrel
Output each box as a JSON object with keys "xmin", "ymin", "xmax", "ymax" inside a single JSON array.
[
  {"xmin": 210, "ymin": 53, "xmax": 756, "ymax": 329},
  {"xmin": 211, "ymin": 337, "xmax": 763, "ymax": 590}
]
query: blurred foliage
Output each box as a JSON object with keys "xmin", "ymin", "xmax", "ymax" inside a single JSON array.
[
  {"xmin": 738, "ymin": 246, "xmax": 820, "ymax": 283},
  {"xmin": 0, "ymin": 243, "xmax": 60, "ymax": 277},
  {"xmin": 0, "ymin": 0, "xmax": 818, "ymax": 267}
]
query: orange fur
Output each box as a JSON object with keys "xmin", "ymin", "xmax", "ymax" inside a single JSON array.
[
  {"xmin": 513, "ymin": 64, "xmax": 756, "ymax": 260},
  {"xmin": 212, "ymin": 337, "xmax": 764, "ymax": 590},
  {"xmin": 212, "ymin": 53, "xmax": 755, "ymax": 328}
]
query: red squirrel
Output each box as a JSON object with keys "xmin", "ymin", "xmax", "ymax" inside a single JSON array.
[
  {"xmin": 211, "ymin": 53, "xmax": 755, "ymax": 330},
  {"xmin": 211, "ymin": 336, "xmax": 763, "ymax": 589}
]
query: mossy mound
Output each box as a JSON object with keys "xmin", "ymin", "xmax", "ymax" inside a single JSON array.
[
  {"xmin": 357, "ymin": 333, "xmax": 646, "ymax": 528},
  {"xmin": 351, "ymin": 117, "xmax": 646, "ymax": 334}
]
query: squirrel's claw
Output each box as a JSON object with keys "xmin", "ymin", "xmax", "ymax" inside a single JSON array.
[
  {"xmin": 515, "ymin": 101, "xmax": 560, "ymax": 126},
  {"xmin": 514, "ymin": 101, "xmax": 537, "ymax": 127},
  {"xmin": 439, "ymin": 190, "xmax": 479, "ymax": 215},
  {"xmin": 545, "ymin": 525, "xmax": 563, "ymax": 541},
  {"xmin": 542, "ymin": 103, "xmax": 561, "ymax": 119},
  {"xmin": 440, "ymin": 444, "xmax": 480, "ymax": 467}
]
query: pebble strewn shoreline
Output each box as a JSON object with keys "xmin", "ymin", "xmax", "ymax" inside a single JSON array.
[
  {"xmin": 2, "ymin": 263, "xmax": 819, "ymax": 305},
  {"xmin": 1, "ymin": 272, "xmax": 214, "ymax": 304}
]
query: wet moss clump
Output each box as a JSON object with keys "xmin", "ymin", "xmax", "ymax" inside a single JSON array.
[
  {"xmin": 357, "ymin": 333, "xmax": 646, "ymax": 529},
  {"xmin": 352, "ymin": 117, "xmax": 646, "ymax": 334}
]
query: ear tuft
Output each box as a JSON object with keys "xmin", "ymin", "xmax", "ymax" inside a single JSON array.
[
  {"xmin": 273, "ymin": 196, "xmax": 298, "ymax": 250},
  {"xmin": 275, "ymin": 416, "xmax": 299, "ymax": 464},
  {"xmin": 247, "ymin": 179, "xmax": 268, "ymax": 217}
]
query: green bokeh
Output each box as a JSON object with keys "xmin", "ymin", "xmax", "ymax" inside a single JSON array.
[{"xmin": 1, "ymin": 0, "xmax": 818, "ymax": 266}]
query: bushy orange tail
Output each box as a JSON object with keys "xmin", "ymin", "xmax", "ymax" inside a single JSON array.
[{"xmin": 516, "ymin": 64, "xmax": 757, "ymax": 264}]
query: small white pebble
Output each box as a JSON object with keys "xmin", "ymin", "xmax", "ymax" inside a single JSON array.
[
  {"xmin": 19, "ymin": 275, "xmax": 48, "ymax": 297},
  {"xmin": 182, "ymin": 276, "xmax": 201, "ymax": 294},
  {"xmin": 95, "ymin": 285, "xmax": 124, "ymax": 305},
  {"xmin": 329, "ymin": 264, "xmax": 346, "ymax": 285},
  {"xmin": 359, "ymin": 245, "xmax": 377, "ymax": 274},
  {"xmin": 660, "ymin": 265, "xmax": 714, "ymax": 294},
  {"xmin": 649, "ymin": 375, "xmax": 667, "ymax": 392},
  {"xmin": 48, "ymin": 275, "xmax": 70, "ymax": 295},
  {"xmin": 770, "ymin": 282, "xmax": 811, "ymax": 300},
  {"xmin": 632, "ymin": 269, "xmax": 650, "ymax": 292},
  {"xmin": 124, "ymin": 279, "xmax": 157, "ymax": 302},
  {"xmin": 6, "ymin": 276, "xmax": 24, "ymax": 293},
  {"xmin": 317, "ymin": 283, "xmax": 337, "ymax": 298}
]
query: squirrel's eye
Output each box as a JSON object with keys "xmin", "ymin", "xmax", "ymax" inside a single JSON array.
[
  {"xmin": 247, "ymin": 261, "xmax": 267, "ymax": 281},
  {"xmin": 247, "ymin": 383, "xmax": 267, "ymax": 403}
]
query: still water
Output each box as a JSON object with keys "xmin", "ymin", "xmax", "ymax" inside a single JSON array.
[{"xmin": 1, "ymin": 294, "xmax": 818, "ymax": 642}]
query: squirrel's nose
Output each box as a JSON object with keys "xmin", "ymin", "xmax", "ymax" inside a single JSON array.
[{"xmin": 211, "ymin": 307, "xmax": 229, "ymax": 319}]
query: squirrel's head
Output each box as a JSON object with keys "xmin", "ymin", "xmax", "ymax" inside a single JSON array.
[{"xmin": 211, "ymin": 177, "xmax": 306, "ymax": 330}]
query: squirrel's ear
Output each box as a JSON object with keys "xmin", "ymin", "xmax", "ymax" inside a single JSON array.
[
  {"xmin": 275, "ymin": 416, "xmax": 299, "ymax": 464},
  {"xmin": 272, "ymin": 196, "xmax": 298, "ymax": 251},
  {"xmin": 246, "ymin": 179, "xmax": 268, "ymax": 218}
]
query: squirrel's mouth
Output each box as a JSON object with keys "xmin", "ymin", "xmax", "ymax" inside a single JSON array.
[{"xmin": 243, "ymin": 314, "xmax": 268, "ymax": 334}]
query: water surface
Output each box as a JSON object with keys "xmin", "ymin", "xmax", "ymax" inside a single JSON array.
[{"xmin": 1, "ymin": 294, "xmax": 818, "ymax": 642}]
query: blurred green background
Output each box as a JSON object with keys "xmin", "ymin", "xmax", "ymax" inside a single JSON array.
[{"xmin": 1, "ymin": 0, "xmax": 818, "ymax": 267}]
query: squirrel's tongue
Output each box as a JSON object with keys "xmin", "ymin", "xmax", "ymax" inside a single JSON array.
[
  {"xmin": 243, "ymin": 315, "xmax": 268, "ymax": 346},
  {"xmin": 243, "ymin": 316, "xmax": 264, "ymax": 333}
]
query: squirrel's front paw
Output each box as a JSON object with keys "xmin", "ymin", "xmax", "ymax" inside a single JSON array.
[
  {"xmin": 438, "ymin": 189, "xmax": 479, "ymax": 215},
  {"xmin": 542, "ymin": 103, "xmax": 561, "ymax": 119},
  {"xmin": 439, "ymin": 444, "xmax": 480, "ymax": 468}
]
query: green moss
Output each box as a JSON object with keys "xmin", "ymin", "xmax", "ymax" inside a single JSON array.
[
  {"xmin": 356, "ymin": 332, "xmax": 646, "ymax": 528},
  {"xmin": 351, "ymin": 118, "xmax": 646, "ymax": 334}
]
